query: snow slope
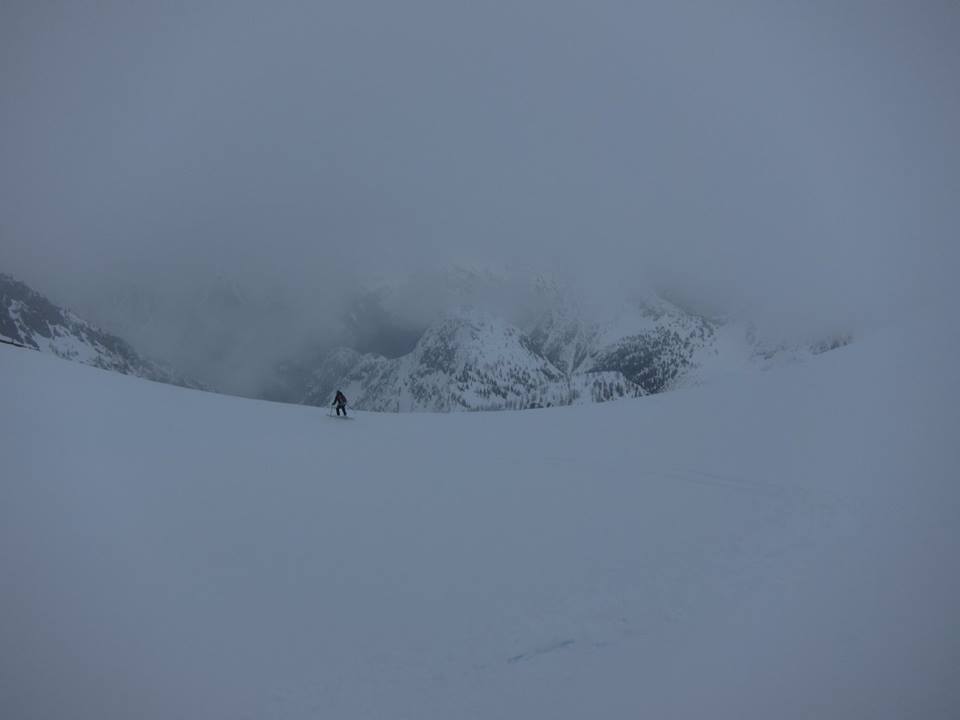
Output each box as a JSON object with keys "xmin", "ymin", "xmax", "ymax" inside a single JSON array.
[{"xmin": 1, "ymin": 320, "xmax": 958, "ymax": 719}]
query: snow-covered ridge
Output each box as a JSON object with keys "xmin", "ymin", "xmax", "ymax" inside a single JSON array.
[
  {"xmin": 305, "ymin": 310, "xmax": 645, "ymax": 412},
  {"xmin": 0, "ymin": 273, "xmax": 203, "ymax": 389},
  {"xmin": 303, "ymin": 293, "xmax": 849, "ymax": 412}
]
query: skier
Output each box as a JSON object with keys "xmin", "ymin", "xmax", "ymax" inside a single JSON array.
[{"xmin": 332, "ymin": 390, "xmax": 348, "ymax": 417}]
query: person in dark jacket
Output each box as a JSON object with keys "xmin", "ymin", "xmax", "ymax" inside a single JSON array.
[{"xmin": 332, "ymin": 390, "xmax": 348, "ymax": 416}]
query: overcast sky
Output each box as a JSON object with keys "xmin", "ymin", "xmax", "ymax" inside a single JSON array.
[{"xmin": 2, "ymin": 0, "xmax": 958, "ymax": 340}]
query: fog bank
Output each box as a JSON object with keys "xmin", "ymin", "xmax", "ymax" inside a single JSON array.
[{"xmin": 2, "ymin": 1, "xmax": 957, "ymax": 392}]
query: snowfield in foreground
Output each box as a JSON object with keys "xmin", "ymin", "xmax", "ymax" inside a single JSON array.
[{"xmin": 1, "ymin": 321, "xmax": 958, "ymax": 719}]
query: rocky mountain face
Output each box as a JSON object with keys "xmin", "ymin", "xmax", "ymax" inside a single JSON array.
[
  {"xmin": 304, "ymin": 312, "xmax": 645, "ymax": 412},
  {"xmin": 527, "ymin": 296, "xmax": 719, "ymax": 395},
  {"xmin": 301, "ymin": 288, "xmax": 851, "ymax": 413},
  {"xmin": 301, "ymin": 296, "xmax": 714, "ymax": 413},
  {"xmin": 0, "ymin": 273, "xmax": 203, "ymax": 389}
]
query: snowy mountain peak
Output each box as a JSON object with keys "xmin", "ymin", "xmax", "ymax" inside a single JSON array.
[
  {"xmin": 303, "ymin": 308, "xmax": 645, "ymax": 412},
  {"xmin": 302, "ymin": 287, "xmax": 851, "ymax": 412}
]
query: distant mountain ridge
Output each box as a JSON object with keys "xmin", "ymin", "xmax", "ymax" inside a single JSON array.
[
  {"xmin": 302, "ymin": 289, "xmax": 850, "ymax": 412},
  {"xmin": 3, "ymin": 268, "xmax": 849, "ymax": 409},
  {"xmin": 0, "ymin": 273, "xmax": 203, "ymax": 389},
  {"xmin": 304, "ymin": 311, "xmax": 646, "ymax": 412}
]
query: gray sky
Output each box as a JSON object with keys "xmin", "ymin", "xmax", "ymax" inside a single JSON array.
[{"xmin": 2, "ymin": 0, "xmax": 958, "ymax": 367}]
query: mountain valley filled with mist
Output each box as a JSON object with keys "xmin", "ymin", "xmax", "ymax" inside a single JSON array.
[
  {"xmin": 2, "ymin": 267, "xmax": 852, "ymax": 412},
  {"xmin": 2, "ymin": 1, "xmax": 958, "ymax": 718}
]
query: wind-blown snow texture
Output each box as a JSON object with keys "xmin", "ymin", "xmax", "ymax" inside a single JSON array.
[
  {"xmin": 1, "ymin": 319, "xmax": 957, "ymax": 719},
  {"xmin": 0, "ymin": 273, "xmax": 202, "ymax": 389}
]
